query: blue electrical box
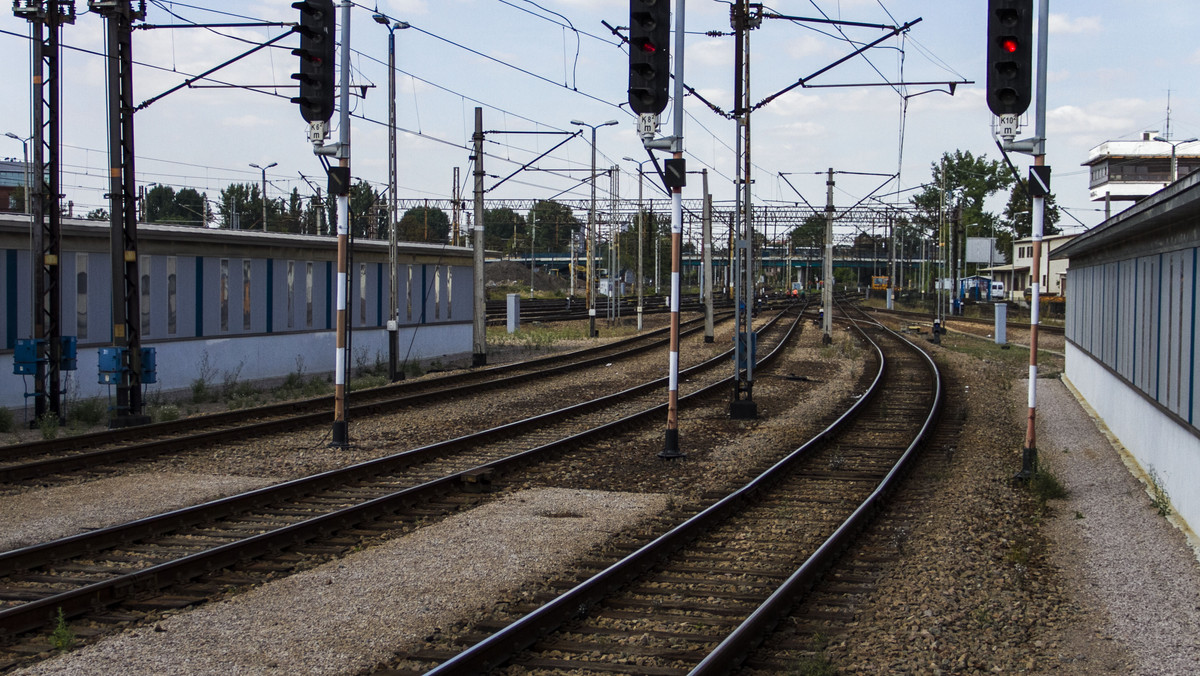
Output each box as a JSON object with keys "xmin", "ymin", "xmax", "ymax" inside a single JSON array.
[
  {"xmin": 60, "ymin": 336, "xmax": 77, "ymax": 371},
  {"xmin": 140, "ymin": 347, "xmax": 157, "ymax": 384},
  {"xmin": 13, "ymin": 339, "xmax": 43, "ymax": 375},
  {"xmin": 98, "ymin": 346, "xmax": 125, "ymax": 384}
]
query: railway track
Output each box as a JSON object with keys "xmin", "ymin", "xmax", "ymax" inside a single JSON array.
[
  {"xmin": 0, "ymin": 313, "xmax": 734, "ymax": 486},
  {"xmin": 0, "ymin": 304, "xmax": 806, "ymax": 670},
  {"xmin": 484, "ymin": 295, "xmax": 733, "ymax": 325},
  {"xmin": 380, "ymin": 304, "xmax": 942, "ymax": 675},
  {"xmin": 865, "ymin": 305, "xmax": 1064, "ymax": 336}
]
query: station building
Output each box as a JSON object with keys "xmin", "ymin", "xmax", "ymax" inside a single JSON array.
[{"xmin": 1055, "ymin": 170, "xmax": 1200, "ymax": 533}]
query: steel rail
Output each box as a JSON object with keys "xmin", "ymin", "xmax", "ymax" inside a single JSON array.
[
  {"xmin": 0, "ymin": 314, "xmax": 707, "ymax": 463},
  {"xmin": 0, "ymin": 314, "xmax": 734, "ymax": 481},
  {"xmin": 690, "ymin": 304, "xmax": 943, "ymax": 674},
  {"xmin": 425, "ymin": 304, "xmax": 938, "ymax": 675},
  {"xmin": 0, "ymin": 304, "xmax": 805, "ymax": 639}
]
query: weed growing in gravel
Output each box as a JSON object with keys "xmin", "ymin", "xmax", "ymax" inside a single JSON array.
[
  {"xmin": 68, "ymin": 397, "xmax": 108, "ymax": 428},
  {"xmin": 1028, "ymin": 466, "xmax": 1067, "ymax": 504},
  {"xmin": 1148, "ymin": 469, "xmax": 1171, "ymax": 517},
  {"xmin": 790, "ymin": 655, "xmax": 838, "ymax": 676},
  {"xmin": 1074, "ymin": 510, "xmax": 1084, "ymax": 519},
  {"xmin": 150, "ymin": 404, "xmax": 181, "ymax": 423},
  {"xmin": 275, "ymin": 370, "xmax": 330, "ymax": 400},
  {"xmin": 50, "ymin": 608, "xmax": 74, "ymax": 652},
  {"xmin": 190, "ymin": 351, "xmax": 217, "ymax": 403},
  {"xmin": 37, "ymin": 413, "xmax": 59, "ymax": 440}
]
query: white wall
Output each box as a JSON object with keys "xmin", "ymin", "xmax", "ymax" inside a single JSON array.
[
  {"xmin": 1066, "ymin": 342, "xmax": 1200, "ymax": 534},
  {"xmin": 2, "ymin": 323, "xmax": 472, "ymax": 411}
]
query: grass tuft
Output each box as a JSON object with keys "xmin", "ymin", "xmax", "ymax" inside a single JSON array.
[
  {"xmin": 1028, "ymin": 466, "xmax": 1067, "ymax": 503},
  {"xmin": 50, "ymin": 608, "xmax": 74, "ymax": 652}
]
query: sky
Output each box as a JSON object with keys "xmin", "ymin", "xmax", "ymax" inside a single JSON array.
[{"xmin": 1, "ymin": 0, "xmax": 1198, "ymax": 239}]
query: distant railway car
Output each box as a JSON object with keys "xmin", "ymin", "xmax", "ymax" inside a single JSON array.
[
  {"xmin": 870, "ymin": 275, "xmax": 888, "ymax": 290},
  {"xmin": 1, "ymin": 214, "xmax": 474, "ymax": 411}
]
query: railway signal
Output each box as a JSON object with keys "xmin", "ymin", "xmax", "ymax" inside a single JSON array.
[
  {"xmin": 628, "ymin": 0, "xmax": 671, "ymax": 115},
  {"xmin": 986, "ymin": 0, "xmax": 1033, "ymax": 117},
  {"xmin": 292, "ymin": 0, "xmax": 336, "ymax": 123}
]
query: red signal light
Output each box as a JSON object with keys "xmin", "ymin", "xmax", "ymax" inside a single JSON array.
[{"xmin": 1002, "ymin": 37, "xmax": 1018, "ymax": 53}]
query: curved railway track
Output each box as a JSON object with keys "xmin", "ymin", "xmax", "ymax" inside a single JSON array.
[
  {"xmin": 385, "ymin": 304, "xmax": 943, "ymax": 675},
  {"xmin": 0, "ymin": 313, "xmax": 738, "ymax": 486},
  {"xmin": 0, "ymin": 304, "xmax": 807, "ymax": 669}
]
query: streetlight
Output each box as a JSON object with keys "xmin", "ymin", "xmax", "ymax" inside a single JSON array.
[
  {"xmin": 249, "ymin": 161, "xmax": 277, "ymax": 231},
  {"xmin": 373, "ymin": 10, "xmax": 410, "ymax": 381},
  {"xmin": 571, "ymin": 118, "xmax": 618, "ymax": 338},
  {"xmin": 5, "ymin": 132, "xmax": 31, "ymax": 215},
  {"xmin": 1152, "ymin": 135, "xmax": 1198, "ymax": 183},
  {"xmin": 623, "ymin": 156, "xmax": 649, "ymax": 331}
]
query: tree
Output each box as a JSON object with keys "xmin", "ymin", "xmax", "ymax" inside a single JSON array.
[
  {"xmin": 147, "ymin": 185, "xmax": 210, "ymax": 225},
  {"xmin": 348, "ymin": 180, "xmax": 385, "ymax": 239},
  {"xmin": 1001, "ymin": 180, "xmax": 1061, "ymax": 245},
  {"xmin": 86, "ymin": 208, "xmax": 108, "ymax": 221},
  {"xmin": 909, "ymin": 150, "xmax": 1014, "ymax": 243},
  {"xmin": 483, "ymin": 207, "xmax": 525, "ymax": 252},
  {"xmin": 399, "ymin": 205, "xmax": 450, "ymax": 243},
  {"xmin": 145, "ymin": 185, "xmax": 178, "ymax": 222},
  {"xmin": 7, "ymin": 185, "xmax": 25, "ymax": 212},
  {"xmin": 218, "ymin": 183, "xmax": 257, "ymax": 230},
  {"xmin": 787, "ymin": 213, "xmax": 829, "ymax": 289},
  {"xmin": 526, "ymin": 200, "xmax": 580, "ymax": 251},
  {"xmin": 175, "ymin": 188, "xmax": 211, "ymax": 226}
]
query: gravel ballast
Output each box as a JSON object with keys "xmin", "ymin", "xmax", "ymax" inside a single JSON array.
[
  {"xmin": 1036, "ymin": 377, "xmax": 1200, "ymax": 675},
  {"xmin": 0, "ymin": 473, "xmax": 274, "ymax": 551},
  {"xmin": 14, "ymin": 487, "xmax": 668, "ymax": 676}
]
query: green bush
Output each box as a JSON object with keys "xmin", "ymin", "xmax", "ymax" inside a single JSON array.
[
  {"xmin": 150, "ymin": 404, "xmax": 181, "ymax": 423},
  {"xmin": 37, "ymin": 413, "xmax": 59, "ymax": 440},
  {"xmin": 0, "ymin": 406, "xmax": 14, "ymax": 434},
  {"xmin": 70, "ymin": 397, "xmax": 108, "ymax": 427}
]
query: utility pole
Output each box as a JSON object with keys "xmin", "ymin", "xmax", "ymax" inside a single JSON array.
[
  {"xmin": 609, "ymin": 165, "xmax": 619, "ymax": 322},
  {"xmin": 623, "ymin": 157, "xmax": 648, "ymax": 331},
  {"xmin": 571, "ymin": 119, "xmax": 618, "ymax": 337},
  {"xmin": 329, "ymin": 0, "xmax": 352, "ymax": 448},
  {"xmin": 452, "ymin": 167, "xmax": 461, "ymax": 247},
  {"xmin": 659, "ymin": 0, "xmax": 687, "ymax": 458},
  {"xmin": 93, "ymin": 0, "xmax": 150, "ymax": 427},
  {"xmin": 822, "ymin": 168, "xmax": 834, "ymax": 343},
  {"xmin": 16, "ymin": 0, "xmax": 74, "ymax": 425},
  {"xmin": 472, "ymin": 107, "xmax": 486, "ymax": 366},
  {"xmin": 374, "ymin": 12, "xmax": 408, "ymax": 382},
  {"xmin": 887, "ymin": 210, "xmax": 897, "ymax": 310},
  {"xmin": 1020, "ymin": 0, "xmax": 1050, "ymax": 480},
  {"xmin": 730, "ymin": 0, "xmax": 760, "ymax": 419},
  {"xmin": 702, "ymin": 169, "xmax": 714, "ymax": 342},
  {"xmin": 249, "ymin": 161, "xmax": 276, "ymax": 231}
]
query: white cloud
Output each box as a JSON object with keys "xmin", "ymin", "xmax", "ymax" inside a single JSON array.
[{"xmin": 1049, "ymin": 14, "xmax": 1102, "ymax": 35}]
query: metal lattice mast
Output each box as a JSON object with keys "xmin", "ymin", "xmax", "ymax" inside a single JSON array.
[{"xmin": 15, "ymin": 0, "xmax": 74, "ymax": 422}]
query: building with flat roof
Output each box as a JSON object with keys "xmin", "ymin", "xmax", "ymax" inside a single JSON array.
[
  {"xmin": 1054, "ymin": 169, "xmax": 1200, "ymax": 533},
  {"xmin": 1083, "ymin": 131, "xmax": 1200, "ymax": 205}
]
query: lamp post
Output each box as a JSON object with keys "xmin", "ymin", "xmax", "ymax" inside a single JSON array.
[
  {"xmin": 570, "ymin": 118, "xmax": 618, "ymax": 338},
  {"xmin": 373, "ymin": 11, "xmax": 410, "ymax": 382},
  {"xmin": 5, "ymin": 132, "xmax": 31, "ymax": 214},
  {"xmin": 249, "ymin": 162, "xmax": 277, "ymax": 231},
  {"xmin": 1153, "ymin": 135, "xmax": 1198, "ymax": 183},
  {"xmin": 622, "ymin": 156, "xmax": 649, "ymax": 331}
]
